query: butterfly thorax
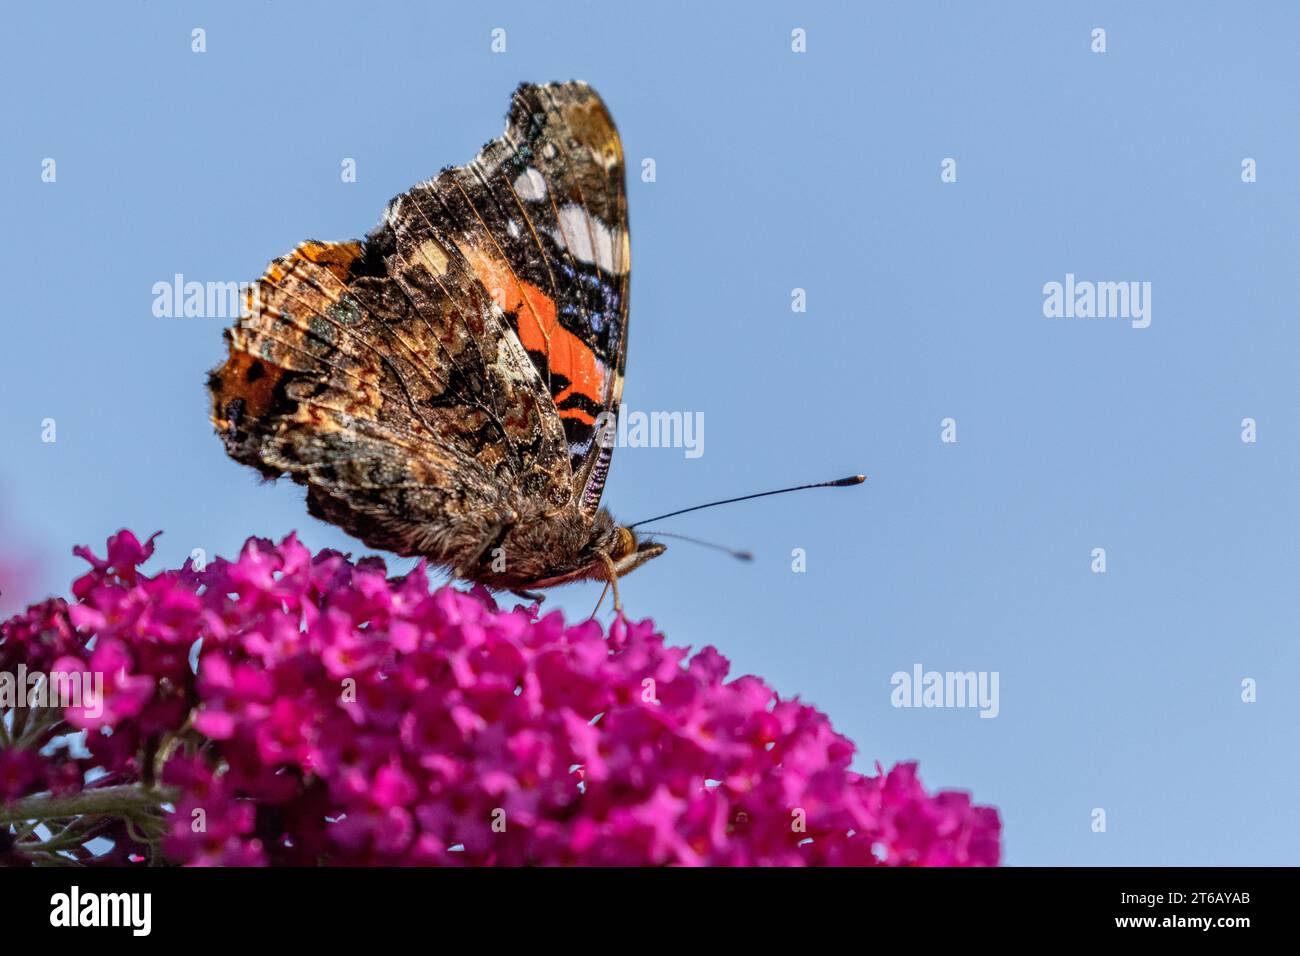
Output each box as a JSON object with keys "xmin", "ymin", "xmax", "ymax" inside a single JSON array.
[{"xmin": 462, "ymin": 505, "xmax": 622, "ymax": 589}]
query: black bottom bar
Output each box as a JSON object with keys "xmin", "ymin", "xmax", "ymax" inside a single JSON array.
[{"xmin": 0, "ymin": 865, "xmax": 1281, "ymax": 940}]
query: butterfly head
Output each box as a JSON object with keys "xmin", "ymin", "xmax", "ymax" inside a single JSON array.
[{"xmin": 605, "ymin": 525, "xmax": 667, "ymax": 577}]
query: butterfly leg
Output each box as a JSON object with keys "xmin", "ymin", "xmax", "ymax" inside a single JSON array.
[
  {"xmin": 596, "ymin": 552, "xmax": 623, "ymax": 614},
  {"xmin": 511, "ymin": 588, "xmax": 546, "ymax": 605}
]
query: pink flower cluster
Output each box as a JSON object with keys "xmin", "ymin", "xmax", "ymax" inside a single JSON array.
[{"xmin": 0, "ymin": 530, "xmax": 1001, "ymax": 866}]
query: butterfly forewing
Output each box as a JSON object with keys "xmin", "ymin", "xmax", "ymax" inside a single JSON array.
[{"xmin": 207, "ymin": 81, "xmax": 631, "ymax": 571}]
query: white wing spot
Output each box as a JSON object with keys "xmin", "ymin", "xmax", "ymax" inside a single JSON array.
[
  {"xmin": 514, "ymin": 167, "xmax": 547, "ymax": 201},
  {"xmin": 552, "ymin": 204, "xmax": 627, "ymax": 275}
]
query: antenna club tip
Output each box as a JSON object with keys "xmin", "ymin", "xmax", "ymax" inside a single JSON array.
[
  {"xmin": 737, "ymin": 551, "xmax": 755, "ymax": 562},
  {"xmin": 835, "ymin": 474, "xmax": 867, "ymax": 486}
]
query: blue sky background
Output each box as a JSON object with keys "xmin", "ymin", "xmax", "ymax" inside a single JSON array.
[{"xmin": 2, "ymin": 2, "xmax": 1297, "ymax": 865}]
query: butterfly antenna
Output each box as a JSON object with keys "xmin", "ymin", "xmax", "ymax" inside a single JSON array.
[
  {"xmin": 637, "ymin": 530, "xmax": 754, "ymax": 561},
  {"xmin": 627, "ymin": 474, "xmax": 865, "ymax": 529}
]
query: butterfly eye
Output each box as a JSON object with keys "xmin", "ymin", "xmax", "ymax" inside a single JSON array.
[{"xmin": 615, "ymin": 527, "xmax": 637, "ymax": 559}]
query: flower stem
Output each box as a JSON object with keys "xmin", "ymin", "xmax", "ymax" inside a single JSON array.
[{"xmin": 0, "ymin": 784, "xmax": 176, "ymax": 825}]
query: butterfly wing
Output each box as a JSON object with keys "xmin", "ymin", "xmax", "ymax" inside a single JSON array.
[
  {"xmin": 420, "ymin": 81, "xmax": 630, "ymax": 516},
  {"xmin": 207, "ymin": 81, "xmax": 627, "ymax": 569}
]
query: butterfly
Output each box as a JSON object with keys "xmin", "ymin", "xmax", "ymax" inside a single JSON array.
[
  {"xmin": 207, "ymin": 81, "xmax": 663, "ymax": 609},
  {"xmin": 208, "ymin": 81, "xmax": 864, "ymax": 610}
]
